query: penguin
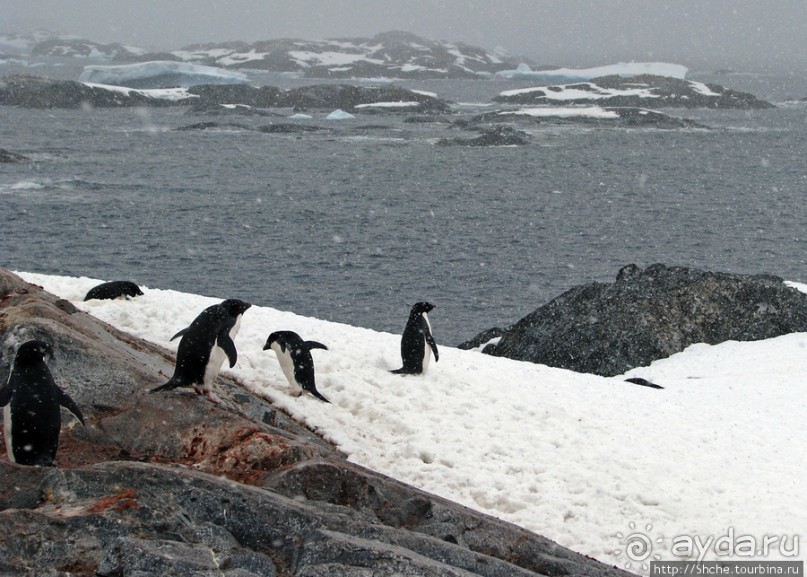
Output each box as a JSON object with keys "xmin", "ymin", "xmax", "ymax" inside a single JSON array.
[
  {"xmin": 0, "ymin": 340, "xmax": 85, "ymax": 466},
  {"xmin": 264, "ymin": 331, "xmax": 330, "ymax": 403},
  {"xmin": 84, "ymin": 280, "xmax": 144, "ymax": 301},
  {"xmin": 150, "ymin": 298, "xmax": 251, "ymax": 402},
  {"xmin": 391, "ymin": 302, "xmax": 439, "ymax": 375}
]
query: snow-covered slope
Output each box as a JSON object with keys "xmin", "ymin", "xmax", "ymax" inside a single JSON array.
[
  {"xmin": 170, "ymin": 31, "xmax": 524, "ymax": 79},
  {"xmin": 15, "ymin": 272, "xmax": 807, "ymax": 573}
]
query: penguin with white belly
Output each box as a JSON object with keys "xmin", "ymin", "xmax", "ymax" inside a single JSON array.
[
  {"xmin": 391, "ymin": 302, "xmax": 439, "ymax": 375},
  {"xmin": 0, "ymin": 340, "xmax": 85, "ymax": 466},
  {"xmin": 150, "ymin": 298, "xmax": 251, "ymax": 402},
  {"xmin": 264, "ymin": 330, "xmax": 330, "ymax": 403}
]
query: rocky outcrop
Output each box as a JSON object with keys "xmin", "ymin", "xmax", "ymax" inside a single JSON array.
[
  {"xmin": 470, "ymin": 106, "xmax": 707, "ymax": 129},
  {"xmin": 0, "ymin": 75, "xmax": 451, "ymax": 113},
  {"xmin": 493, "ymin": 74, "xmax": 774, "ymax": 109},
  {"xmin": 0, "ymin": 148, "xmax": 31, "ymax": 163},
  {"xmin": 0, "ymin": 269, "xmax": 632, "ymax": 577},
  {"xmin": 0, "ymin": 75, "xmax": 174, "ymax": 108},
  {"xmin": 437, "ymin": 125, "xmax": 530, "ymax": 146},
  {"xmin": 470, "ymin": 264, "xmax": 807, "ymax": 376}
]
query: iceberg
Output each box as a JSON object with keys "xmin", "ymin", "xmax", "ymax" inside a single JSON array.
[
  {"xmin": 78, "ymin": 61, "xmax": 249, "ymax": 89},
  {"xmin": 496, "ymin": 61, "xmax": 688, "ymax": 82},
  {"xmin": 325, "ymin": 109, "xmax": 355, "ymax": 120}
]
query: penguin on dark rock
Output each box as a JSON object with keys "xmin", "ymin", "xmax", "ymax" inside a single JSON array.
[
  {"xmin": 150, "ymin": 299, "xmax": 251, "ymax": 402},
  {"xmin": 0, "ymin": 340, "xmax": 85, "ymax": 466}
]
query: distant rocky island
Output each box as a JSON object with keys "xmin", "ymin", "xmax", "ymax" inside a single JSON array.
[
  {"xmin": 2, "ymin": 30, "xmax": 533, "ymax": 80},
  {"xmin": 0, "ymin": 30, "xmax": 777, "ymax": 148}
]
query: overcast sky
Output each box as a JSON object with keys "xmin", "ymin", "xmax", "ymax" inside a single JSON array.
[{"xmin": 4, "ymin": 0, "xmax": 806, "ymax": 73}]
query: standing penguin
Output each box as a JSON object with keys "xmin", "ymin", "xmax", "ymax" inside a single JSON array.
[
  {"xmin": 391, "ymin": 302, "xmax": 439, "ymax": 375},
  {"xmin": 264, "ymin": 331, "xmax": 330, "ymax": 403},
  {"xmin": 150, "ymin": 298, "xmax": 251, "ymax": 402},
  {"xmin": 0, "ymin": 340, "xmax": 85, "ymax": 466}
]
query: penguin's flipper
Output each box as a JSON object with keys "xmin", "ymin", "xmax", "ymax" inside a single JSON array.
[
  {"xmin": 170, "ymin": 327, "xmax": 189, "ymax": 341},
  {"xmin": 56, "ymin": 388, "xmax": 85, "ymax": 425},
  {"xmin": 217, "ymin": 331, "xmax": 238, "ymax": 368},
  {"xmin": 426, "ymin": 334, "xmax": 439, "ymax": 362},
  {"xmin": 0, "ymin": 383, "xmax": 11, "ymax": 406},
  {"xmin": 304, "ymin": 341, "xmax": 328, "ymax": 351}
]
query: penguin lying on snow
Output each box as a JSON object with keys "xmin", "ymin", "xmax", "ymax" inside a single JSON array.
[
  {"xmin": 84, "ymin": 280, "xmax": 144, "ymax": 301},
  {"xmin": 151, "ymin": 298, "xmax": 251, "ymax": 402},
  {"xmin": 392, "ymin": 302, "xmax": 439, "ymax": 375},
  {"xmin": 264, "ymin": 331, "xmax": 330, "ymax": 403},
  {"xmin": 0, "ymin": 340, "xmax": 85, "ymax": 466}
]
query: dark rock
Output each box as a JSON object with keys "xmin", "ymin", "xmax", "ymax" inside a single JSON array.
[
  {"xmin": 173, "ymin": 121, "xmax": 254, "ymax": 132},
  {"xmin": 457, "ymin": 327, "xmax": 506, "ymax": 350},
  {"xmin": 275, "ymin": 84, "xmax": 452, "ymax": 113},
  {"xmin": 471, "ymin": 106, "xmax": 708, "ymax": 130},
  {"xmin": 437, "ymin": 126, "xmax": 529, "ymax": 146},
  {"xmin": 0, "ymin": 268, "xmax": 634, "ymax": 577},
  {"xmin": 256, "ymin": 123, "xmax": 329, "ymax": 134},
  {"xmin": 479, "ymin": 264, "xmax": 807, "ymax": 376},
  {"xmin": 187, "ymin": 84, "xmax": 283, "ymax": 108},
  {"xmin": 0, "ymin": 75, "xmax": 175, "ymax": 108},
  {"xmin": 492, "ymin": 74, "xmax": 774, "ymax": 109},
  {"xmin": 604, "ymin": 107, "xmax": 708, "ymax": 128},
  {"xmin": 0, "ymin": 148, "xmax": 31, "ymax": 163}
]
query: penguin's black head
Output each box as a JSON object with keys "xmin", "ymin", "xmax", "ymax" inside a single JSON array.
[
  {"xmin": 221, "ymin": 299, "xmax": 252, "ymax": 317},
  {"xmin": 411, "ymin": 302, "xmax": 435, "ymax": 315},
  {"xmin": 15, "ymin": 340, "xmax": 54, "ymax": 364},
  {"xmin": 263, "ymin": 331, "xmax": 281, "ymax": 350},
  {"xmin": 123, "ymin": 281, "xmax": 144, "ymax": 297},
  {"xmin": 263, "ymin": 330, "xmax": 301, "ymax": 351}
]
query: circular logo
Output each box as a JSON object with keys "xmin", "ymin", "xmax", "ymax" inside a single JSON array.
[{"xmin": 613, "ymin": 522, "xmax": 664, "ymax": 571}]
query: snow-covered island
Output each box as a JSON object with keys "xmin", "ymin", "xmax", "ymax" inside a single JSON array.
[{"xmin": 493, "ymin": 73, "xmax": 774, "ymax": 109}]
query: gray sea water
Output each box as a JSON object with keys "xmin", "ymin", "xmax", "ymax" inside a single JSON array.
[{"xmin": 2, "ymin": 70, "xmax": 806, "ymax": 344}]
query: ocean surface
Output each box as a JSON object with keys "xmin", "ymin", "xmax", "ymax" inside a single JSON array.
[{"xmin": 2, "ymin": 68, "xmax": 806, "ymax": 345}]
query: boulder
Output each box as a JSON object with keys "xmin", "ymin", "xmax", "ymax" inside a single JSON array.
[
  {"xmin": 437, "ymin": 126, "xmax": 530, "ymax": 146},
  {"xmin": 0, "ymin": 269, "xmax": 633, "ymax": 577},
  {"xmin": 476, "ymin": 264, "xmax": 807, "ymax": 376}
]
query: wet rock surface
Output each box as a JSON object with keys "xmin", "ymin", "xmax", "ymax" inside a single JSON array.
[
  {"xmin": 0, "ymin": 269, "xmax": 633, "ymax": 577},
  {"xmin": 471, "ymin": 264, "xmax": 807, "ymax": 376}
]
